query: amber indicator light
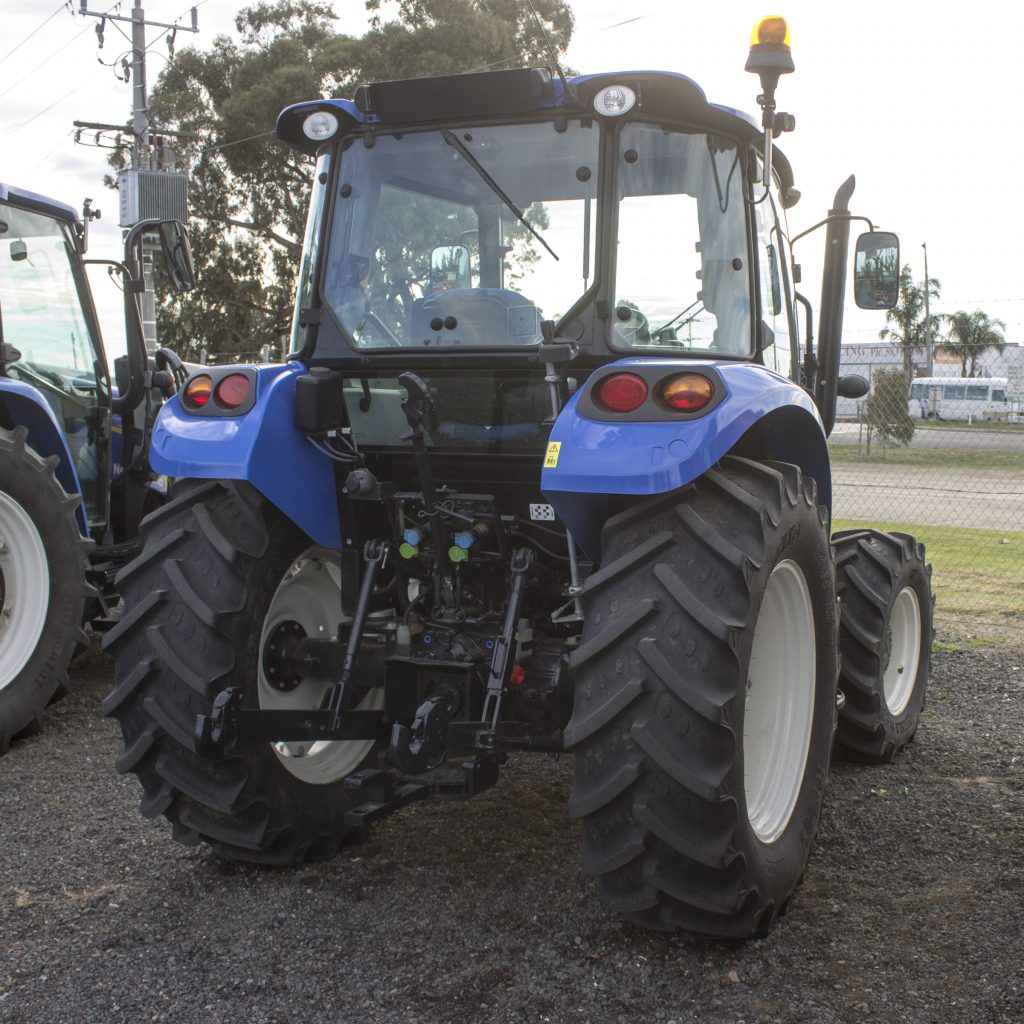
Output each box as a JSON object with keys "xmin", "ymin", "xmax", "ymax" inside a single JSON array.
[
  {"xmin": 659, "ymin": 373, "xmax": 714, "ymax": 412},
  {"xmin": 183, "ymin": 374, "xmax": 213, "ymax": 408}
]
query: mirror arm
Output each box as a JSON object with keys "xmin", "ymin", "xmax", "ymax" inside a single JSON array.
[{"xmin": 790, "ymin": 212, "xmax": 875, "ymax": 250}]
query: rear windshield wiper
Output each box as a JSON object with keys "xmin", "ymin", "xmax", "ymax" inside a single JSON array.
[{"xmin": 441, "ymin": 129, "xmax": 559, "ymax": 262}]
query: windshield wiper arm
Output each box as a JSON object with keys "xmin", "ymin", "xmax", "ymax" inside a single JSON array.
[
  {"xmin": 441, "ymin": 129, "xmax": 559, "ymax": 262},
  {"xmin": 654, "ymin": 299, "xmax": 704, "ymax": 335}
]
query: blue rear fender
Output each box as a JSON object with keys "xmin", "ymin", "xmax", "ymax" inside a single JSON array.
[
  {"xmin": 149, "ymin": 363, "xmax": 341, "ymax": 548},
  {"xmin": 541, "ymin": 359, "xmax": 830, "ymax": 559}
]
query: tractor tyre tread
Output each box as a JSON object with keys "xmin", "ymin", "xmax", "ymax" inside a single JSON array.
[
  {"xmin": 103, "ymin": 479, "xmax": 371, "ymax": 864},
  {"xmin": 567, "ymin": 456, "xmax": 837, "ymax": 939},
  {"xmin": 832, "ymin": 528, "xmax": 934, "ymax": 762},
  {"xmin": 0, "ymin": 425, "xmax": 88, "ymax": 755}
]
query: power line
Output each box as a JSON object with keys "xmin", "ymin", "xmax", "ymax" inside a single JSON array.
[
  {"xmin": 3, "ymin": 87, "xmax": 79, "ymax": 134},
  {"xmin": 0, "ymin": 2, "xmax": 69, "ymax": 68},
  {"xmin": 0, "ymin": 1, "xmax": 122, "ymax": 102}
]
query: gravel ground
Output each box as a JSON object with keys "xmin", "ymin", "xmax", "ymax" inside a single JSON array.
[{"xmin": 2, "ymin": 637, "xmax": 1022, "ymax": 1024}]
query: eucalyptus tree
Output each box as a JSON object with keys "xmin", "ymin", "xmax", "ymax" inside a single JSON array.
[{"xmin": 143, "ymin": 0, "xmax": 573, "ymax": 358}]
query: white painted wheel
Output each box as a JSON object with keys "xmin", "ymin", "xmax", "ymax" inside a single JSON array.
[
  {"xmin": 884, "ymin": 586, "xmax": 922, "ymax": 716},
  {"xmin": 744, "ymin": 559, "xmax": 816, "ymax": 844},
  {"xmin": 0, "ymin": 491, "xmax": 50, "ymax": 690},
  {"xmin": 258, "ymin": 546, "xmax": 383, "ymax": 785}
]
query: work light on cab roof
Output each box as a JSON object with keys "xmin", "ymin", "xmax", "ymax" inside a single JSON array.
[
  {"xmin": 302, "ymin": 110, "xmax": 339, "ymax": 142},
  {"xmin": 592, "ymin": 84, "xmax": 636, "ymax": 117}
]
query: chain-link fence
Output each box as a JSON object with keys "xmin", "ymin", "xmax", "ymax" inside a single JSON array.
[{"xmin": 832, "ymin": 344, "xmax": 1023, "ymax": 640}]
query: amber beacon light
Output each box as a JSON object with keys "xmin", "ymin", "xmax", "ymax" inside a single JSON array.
[{"xmin": 746, "ymin": 15, "xmax": 794, "ymax": 76}]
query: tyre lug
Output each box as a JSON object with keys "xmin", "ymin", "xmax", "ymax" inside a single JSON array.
[{"xmin": 0, "ymin": 535, "xmax": 7, "ymax": 554}]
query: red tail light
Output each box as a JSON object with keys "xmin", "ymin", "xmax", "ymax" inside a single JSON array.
[
  {"xmin": 595, "ymin": 372, "xmax": 648, "ymax": 413},
  {"xmin": 183, "ymin": 374, "xmax": 213, "ymax": 408},
  {"xmin": 659, "ymin": 373, "xmax": 714, "ymax": 412},
  {"xmin": 215, "ymin": 373, "xmax": 251, "ymax": 409}
]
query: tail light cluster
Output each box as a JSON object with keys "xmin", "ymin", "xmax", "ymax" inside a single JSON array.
[
  {"xmin": 594, "ymin": 371, "xmax": 716, "ymax": 416},
  {"xmin": 182, "ymin": 372, "xmax": 254, "ymax": 413}
]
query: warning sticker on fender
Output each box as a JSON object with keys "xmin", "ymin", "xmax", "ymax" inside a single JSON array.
[{"xmin": 544, "ymin": 441, "xmax": 562, "ymax": 468}]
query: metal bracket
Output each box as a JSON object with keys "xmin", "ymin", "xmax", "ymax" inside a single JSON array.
[{"xmin": 194, "ymin": 687, "xmax": 385, "ymax": 759}]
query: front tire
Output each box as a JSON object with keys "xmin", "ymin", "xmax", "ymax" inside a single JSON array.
[
  {"xmin": 832, "ymin": 530, "xmax": 933, "ymax": 762},
  {"xmin": 566, "ymin": 457, "xmax": 838, "ymax": 938},
  {"xmin": 0, "ymin": 427, "xmax": 87, "ymax": 754},
  {"xmin": 103, "ymin": 480, "xmax": 381, "ymax": 862}
]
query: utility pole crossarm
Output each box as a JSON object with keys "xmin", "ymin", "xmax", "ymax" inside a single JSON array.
[{"xmin": 78, "ymin": 3, "xmax": 200, "ymax": 33}]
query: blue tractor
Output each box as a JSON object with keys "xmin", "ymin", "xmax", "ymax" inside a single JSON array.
[
  {"xmin": 0, "ymin": 183, "xmax": 193, "ymax": 752},
  {"xmin": 105, "ymin": 19, "xmax": 933, "ymax": 937}
]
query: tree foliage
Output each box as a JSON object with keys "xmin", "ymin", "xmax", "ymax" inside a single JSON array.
[
  {"xmin": 864, "ymin": 368, "xmax": 915, "ymax": 454},
  {"xmin": 938, "ymin": 309, "xmax": 1006, "ymax": 378},
  {"xmin": 878, "ymin": 264, "xmax": 941, "ymax": 385},
  {"xmin": 146, "ymin": 0, "xmax": 573, "ymax": 359}
]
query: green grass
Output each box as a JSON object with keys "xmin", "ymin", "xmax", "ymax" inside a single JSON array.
[
  {"xmin": 832, "ymin": 519, "xmax": 1024, "ymax": 625},
  {"xmin": 828, "ymin": 444, "xmax": 1024, "ymax": 471}
]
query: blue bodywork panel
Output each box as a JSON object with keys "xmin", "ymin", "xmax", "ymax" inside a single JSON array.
[
  {"xmin": 542, "ymin": 359, "xmax": 830, "ymax": 559},
  {"xmin": 149, "ymin": 362, "xmax": 340, "ymax": 548},
  {"xmin": 0, "ymin": 378, "xmax": 87, "ymax": 534}
]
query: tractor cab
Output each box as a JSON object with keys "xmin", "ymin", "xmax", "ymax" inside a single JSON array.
[
  {"xmin": 0, "ymin": 189, "xmax": 112, "ymax": 526},
  {"xmin": 0, "ymin": 186, "xmax": 194, "ymax": 539}
]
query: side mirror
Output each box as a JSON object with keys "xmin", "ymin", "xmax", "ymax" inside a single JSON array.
[
  {"xmin": 158, "ymin": 220, "xmax": 196, "ymax": 292},
  {"xmin": 853, "ymin": 231, "xmax": 899, "ymax": 310},
  {"xmin": 837, "ymin": 373, "xmax": 869, "ymax": 399},
  {"xmin": 430, "ymin": 244, "xmax": 471, "ymax": 293}
]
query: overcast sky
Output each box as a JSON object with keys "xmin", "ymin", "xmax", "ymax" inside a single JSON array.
[{"xmin": 3, "ymin": 0, "xmax": 1022, "ymax": 358}]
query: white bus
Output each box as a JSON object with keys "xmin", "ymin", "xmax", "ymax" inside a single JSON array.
[{"xmin": 909, "ymin": 377, "xmax": 1012, "ymax": 422}]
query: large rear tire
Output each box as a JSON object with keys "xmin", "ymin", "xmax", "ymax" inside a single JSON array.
[
  {"xmin": 832, "ymin": 529, "xmax": 933, "ymax": 762},
  {"xmin": 566, "ymin": 457, "xmax": 838, "ymax": 938},
  {"xmin": 0, "ymin": 426, "xmax": 87, "ymax": 755},
  {"xmin": 103, "ymin": 480, "xmax": 382, "ymax": 862}
]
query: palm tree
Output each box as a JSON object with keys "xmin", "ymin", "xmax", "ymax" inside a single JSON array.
[
  {"xmin": 939, "ymin": 310, "xmax": 1007, "ymax": 378},
  {"xmin": 878, "ymin": 265, "xmax": 942, "ymax": 384}
]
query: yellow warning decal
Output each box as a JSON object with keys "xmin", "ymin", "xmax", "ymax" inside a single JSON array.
[{"xmin": 544, "ymin": 441, "xmax": 562, "ymax": 468}]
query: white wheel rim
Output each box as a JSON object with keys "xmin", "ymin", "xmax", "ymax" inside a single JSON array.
[
  {"xmin": 744, "ymin": 559, "xmax": 816, "ymax": 844},
  {"xmin": 258, "ymin": 547, "xmax": 383, "ymax": 785},
  {"xmin": 0, "ymin": 492, "xmax": 51, "ymax": 690},
  {"xmin": 884, "ymin": 586, "xmax": 922, "ymax": 716}
]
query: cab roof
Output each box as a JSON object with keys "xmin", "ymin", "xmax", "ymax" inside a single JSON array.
[
  {"xmin": 276, "ymin": 67, "xmax": 795, "ymax": 198},
  {"xmin": 0, "ymin": 183, "xmax": 79, "ymax": 226}
]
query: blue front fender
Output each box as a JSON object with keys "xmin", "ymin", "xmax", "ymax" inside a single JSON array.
[
  {"xmin": 542, "ymin": 359, "xmax": 830, "ymax": 558},
  {"xmin": 150, "ymin": 363, "xmax": 341, "ymax": 548},
  {"xmin": 0, "ymin": 378, "xmax": 86, "ymax": 532}
]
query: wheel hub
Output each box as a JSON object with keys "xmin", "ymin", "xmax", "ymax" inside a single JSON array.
[
  {"xmin": 262, "ymin": 619, "xmax": 306, "ymax": 692},
  {"xmin": 883, "ymin": 586, "xmax": 922, "ymax": 716},
  {"xmin": 257, "ymin": 547, "xmax": 384, "ymax": 783}
]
